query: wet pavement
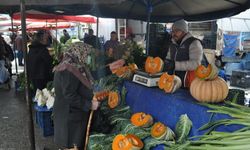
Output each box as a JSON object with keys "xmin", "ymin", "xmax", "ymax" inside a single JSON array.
[{"xmin": 0, "ymin": 77, "xmax": 59, "ymax": 150}]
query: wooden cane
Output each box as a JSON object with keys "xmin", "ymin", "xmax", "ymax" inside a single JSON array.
[
  {"xmin": 84, "ymin": 109, "xmax": 94, "ymax": 150},
  {"xmin": 83, "ymin": 91, "xmax": 109, "ymax": 150}
]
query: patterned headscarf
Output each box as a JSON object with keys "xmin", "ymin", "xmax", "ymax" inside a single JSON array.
[{"xmin": 54, "ymin": 42, "xmax": 95, "ymax": 89}]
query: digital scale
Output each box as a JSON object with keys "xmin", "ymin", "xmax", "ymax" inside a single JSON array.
[{"xmin": 132, "ymin": 70, "xmax": 163, "ymax": 87}]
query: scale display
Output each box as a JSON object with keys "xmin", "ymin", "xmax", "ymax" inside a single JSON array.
[{"xmin": 132, "ymin": 70, "xmax": 162, "ymax": 87}]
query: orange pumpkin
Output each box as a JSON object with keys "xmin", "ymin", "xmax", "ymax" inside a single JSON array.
[
  {"xmin": 112, "ymin": 66, "xmax": 130, "ymax": 77},
  {"xmin": 94, "ymin": 91, "xmax": 110, "ymax": 101},
  {"xmin": 128, "ymin": 63, "xmax": 138, "ymax": 73},
  {"xmin": 151, "ymin": 122, "xmax": 175, "ymax": 140},
  {"xmin": 145, "ymin": 57, "xmax": 164, "ymax": 74},
  {"xmin": 158, "ymin": 73, "xmax": 182, "ymax": 93},
  {"xmin": 112, "ymin": 134, "xmax": 144, "ymax": 150},
  {"xmin": 195, "ymin": 64, "xmax": 218, "ymax": 80},
  {"xmin": 112, "ymin": 63, "xmax": 137, "ymax": 78},
  {"xmin": 130, "ymin": 112, "xmax": 153, "ymax": 127},
  {"xmin": 108, "ymin": 91, "xmax": 121, "ymax": 109},
  {"xmin": 190, "ymin": 77, "xmax": 229, "ymax": 103}
]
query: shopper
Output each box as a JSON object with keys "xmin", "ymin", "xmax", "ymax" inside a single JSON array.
[
  {"xmin": 84, "ymin": 29, "xmax": 101, "ymax": 49},
  {"xmin": 104, "ymin": 31, "xmax": 121, "ymax": 60},
  {"xmin": 27, "ymin": 30, "xmax": 53, "ymax": 92},
  {"xmin": 164, "ymin": 19, "xmax": 203, "ymax": 88},
  {"xmin": 60, "ymin": 29, "xmax": 71, "ymax": 44},
  {"xmin": 53, "ymin": 42, "xmax": 125, "ymax": 149},
  {"xmin": 14, "ymin": 34, "xmax": 24, "ymax": 66}
]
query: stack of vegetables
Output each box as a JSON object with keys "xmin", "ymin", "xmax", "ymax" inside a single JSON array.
[
  {"xmin": 88, "ymin": 75, "xmax": 194, "ymax": 150},
  {"xmin": 34, "ymin": 82, "xmax": 55, "ymax": 109},
  {"xmin": 88, "ymin": 61, "xmax": 250, "ymax": 149},
  {"xmin": 190, "ymin": 64, "xmax": 229, "ymax": 103},
  {"xmin": 171, "ymin": 101, "xmax": 250, "ymax": 149}
]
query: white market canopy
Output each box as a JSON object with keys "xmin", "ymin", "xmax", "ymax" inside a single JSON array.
[{"xmin": 217, "ymin": 8, "xmax": 250, "ymax": 32}]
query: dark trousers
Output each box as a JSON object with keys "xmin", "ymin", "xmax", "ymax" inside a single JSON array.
[
  {"xmin": 17, "ymin": 50, "xmax": 23, "ymax": 65},
  {"xmin": 32, "ymin": 79, "xmax": 47, "ymax": 92}
]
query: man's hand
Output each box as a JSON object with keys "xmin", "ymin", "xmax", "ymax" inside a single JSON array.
[
  {"xmin": 91, "ymin": 99, "xmax": 100, "ymax": 110},
  {"xmin": 164, "ymin": 59, "xmax": 175, "ymax": 73}
]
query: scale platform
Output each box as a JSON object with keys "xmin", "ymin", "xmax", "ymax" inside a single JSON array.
[{"xmin": 132, "ymin": 70, "xmax": 163, "ymax": 87}]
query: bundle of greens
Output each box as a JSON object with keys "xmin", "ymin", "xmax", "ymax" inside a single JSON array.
[{"xmin": 171, "ymin": 101, "xmax": 250, "ymax": 149}]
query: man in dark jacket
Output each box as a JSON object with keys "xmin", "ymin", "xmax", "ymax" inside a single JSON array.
[
  {"xmin": 84, "ymin": 29, "xmax": 101, "ymax": 49},
  {"xmin": 27, "ymin": 30, "xmax": 53, "ymax": 92},
  {"xmin": 164, "ymin": 19, "xmax": 203, "ymax": 88}
]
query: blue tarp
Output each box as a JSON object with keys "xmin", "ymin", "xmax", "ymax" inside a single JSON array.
[
  {"xmin": 124, "ymin": 81, "xmax": 243, "ymax": 149},
  {"xmin": 223, "ymin": 34, "xmax": 239, "ymax": 57}
]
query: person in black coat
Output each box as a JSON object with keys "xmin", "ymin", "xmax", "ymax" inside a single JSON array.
[
  {"xmin": 27, "ymin": 30, "xmax": 53, "ymax": 92},
  {"xmin": 84, "ymin": 29, "xmax": 101, "ymax": 49}
]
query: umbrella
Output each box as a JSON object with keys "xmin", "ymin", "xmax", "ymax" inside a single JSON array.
[
  {"xmin": 1, "ymin": 0, "xmax": 249, "ymax": 22},
  {"xmin": 12, "ymin": 10, "xmax": 96, "ymax": 23},
  {"xmin": 217, "ymin": 8, "xmax": 250, "ymax": 32}
]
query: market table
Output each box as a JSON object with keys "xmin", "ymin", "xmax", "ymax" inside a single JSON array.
[{"xmin": 124, "ymin": 81, "xmax": 243, "ymax": 137}]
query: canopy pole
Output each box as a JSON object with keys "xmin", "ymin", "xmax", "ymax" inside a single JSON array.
[
  {"xmin": 20, "ymin": 1, "xmax": 36, "ymax": 149},
  {"xmin": 96, "ymin": 17, "xmax": 99, "ymax": 37},
  {"xmin": 96, "ymin": 17, "xmax": 99, "ymax": 49},
  {"xmin": 145, "ymin": 1, "xmax": 152, "ymax": 55},
  {"xmin": 56, "ymin": 17, "xmax": 58, "ymax": 41},
  {"xmin": 11, "ymin": 14, "xmax": 18, "ymax": 74}
]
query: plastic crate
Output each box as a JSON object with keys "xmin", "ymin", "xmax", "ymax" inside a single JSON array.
[{"xmin": 34, "ymin": 105, "xmax": 54, "ymax": 137}]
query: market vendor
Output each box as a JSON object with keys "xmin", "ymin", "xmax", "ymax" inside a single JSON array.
[
  {"xmin": 104, "ymin": 31, "xmax": 122, "ymax": 60},
  {"xmin": 164, "ymin": 19, "xmax": 203, "ymax": 88},
  {"xmin": 53, "ymin": 42, "xmax": 124, "ymax": 149}
]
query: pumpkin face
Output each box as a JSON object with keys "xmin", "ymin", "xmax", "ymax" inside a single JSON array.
[
  {"xmin": 190, "ymin": 77, "xmax": 229, "ymax": 103},
  {"xmin": 195, "ymin": 64, "xmax": 218, "ymax": 80},
  {"xmin": 151, "ymin": 122, "xmax": 175, "ymax": 140},
  {"xmin": 112, "ymin": 134, "xmax": 143, "ymax": 150},
  {"xmin": 145, "ymin": 57, "xmax": 164, "ymax": 74},
  {"xmin": 130, "ymin": 112, "xmax": 153, "ymax": 127},
  {"xmin": 108, "ymin": 91, "xmax": 120, "ymax": 109},
  {"xmin": 158, "ymin": 73, "xmax": 182, "ymax": 93}
]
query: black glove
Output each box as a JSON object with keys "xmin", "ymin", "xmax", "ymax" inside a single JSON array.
[{"xmin": 163, "ymin": 59, "xmax": 175, "ymax": 74}]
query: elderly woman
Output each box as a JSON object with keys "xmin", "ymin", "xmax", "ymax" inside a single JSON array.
[{"xmin": 53, "ymin": 42, "xmax": 124, "ymax": 149}]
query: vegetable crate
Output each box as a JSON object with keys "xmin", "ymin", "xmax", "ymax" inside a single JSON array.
[{"xmin": 34, "ymin": 104, "xmax": 54, "ymax": 137}]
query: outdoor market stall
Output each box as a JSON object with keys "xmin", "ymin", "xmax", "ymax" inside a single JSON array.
[
  {"xmin": 124, "ymin": 81, "xmax": 242, "ymax": 137},
  {"xmin": 1, "ymin": 1, "xmax": 250, "ymax": 150}
]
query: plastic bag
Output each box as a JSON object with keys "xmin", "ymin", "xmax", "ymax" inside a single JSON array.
[{"xmin": 0, "ymin": 60, "xmax": 9, "ymax": 84}]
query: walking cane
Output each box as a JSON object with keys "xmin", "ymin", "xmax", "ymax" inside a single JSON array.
[
  {"xmin": 83, "ymin": 90, "xmax": 109, "ymax": 150},
  {"xmin": 84, "ymin": 109, "xmax": 94, "ymax": 150}
]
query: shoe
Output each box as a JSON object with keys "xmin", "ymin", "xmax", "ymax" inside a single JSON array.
[{"xmin": 19, "ymin": 64, "xmax": 24, "ymax": 66}]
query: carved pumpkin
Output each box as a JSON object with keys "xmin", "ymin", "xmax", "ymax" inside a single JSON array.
[
  {"xmin": 145, "ymin": 57, "xmax": 164, "ymax": 74},
  {"xmin": 108, "ymin": 91, "xmax": 120, "ymax": 109},
  {"xmin": 190, "ymin": 77, "xmax": 229, "ymax": 103},
  {"xmin": 151, "ymin": 122, "xmax": 175, "ymax": 140},
  {"xmin": 112, "ymin": 63, "xmax": 138, "ymax": 78},
  {"xmin": 130, "ymin": 112, "xmax": 153, "ymax": 128},
  {"xmin": 128, "ymin": 63, "xmax": 138, "ymax": 73},
  {"xmin": 195, "ymin": 64, "xmax": 218, "ymax": 80},
  {"xmin": 112, "ymin": 134, "xmax": 143, "ymax": 150},
  {"xmin": 158, "ymin": 73, "xmax": 182, "ymax": 93},
  {"xmin": 112, "ymin": 66, "xmax": 130, "ymax": 77}
]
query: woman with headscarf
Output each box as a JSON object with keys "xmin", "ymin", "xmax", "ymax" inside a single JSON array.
[{"xmin": 53, "ymin": 42, "xmax": 124, "ymax": 149}]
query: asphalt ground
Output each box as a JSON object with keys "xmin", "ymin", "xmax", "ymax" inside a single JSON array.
[{"xmin": 0, "ymin": 77, "xmax": 59, "ymax": 150}]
